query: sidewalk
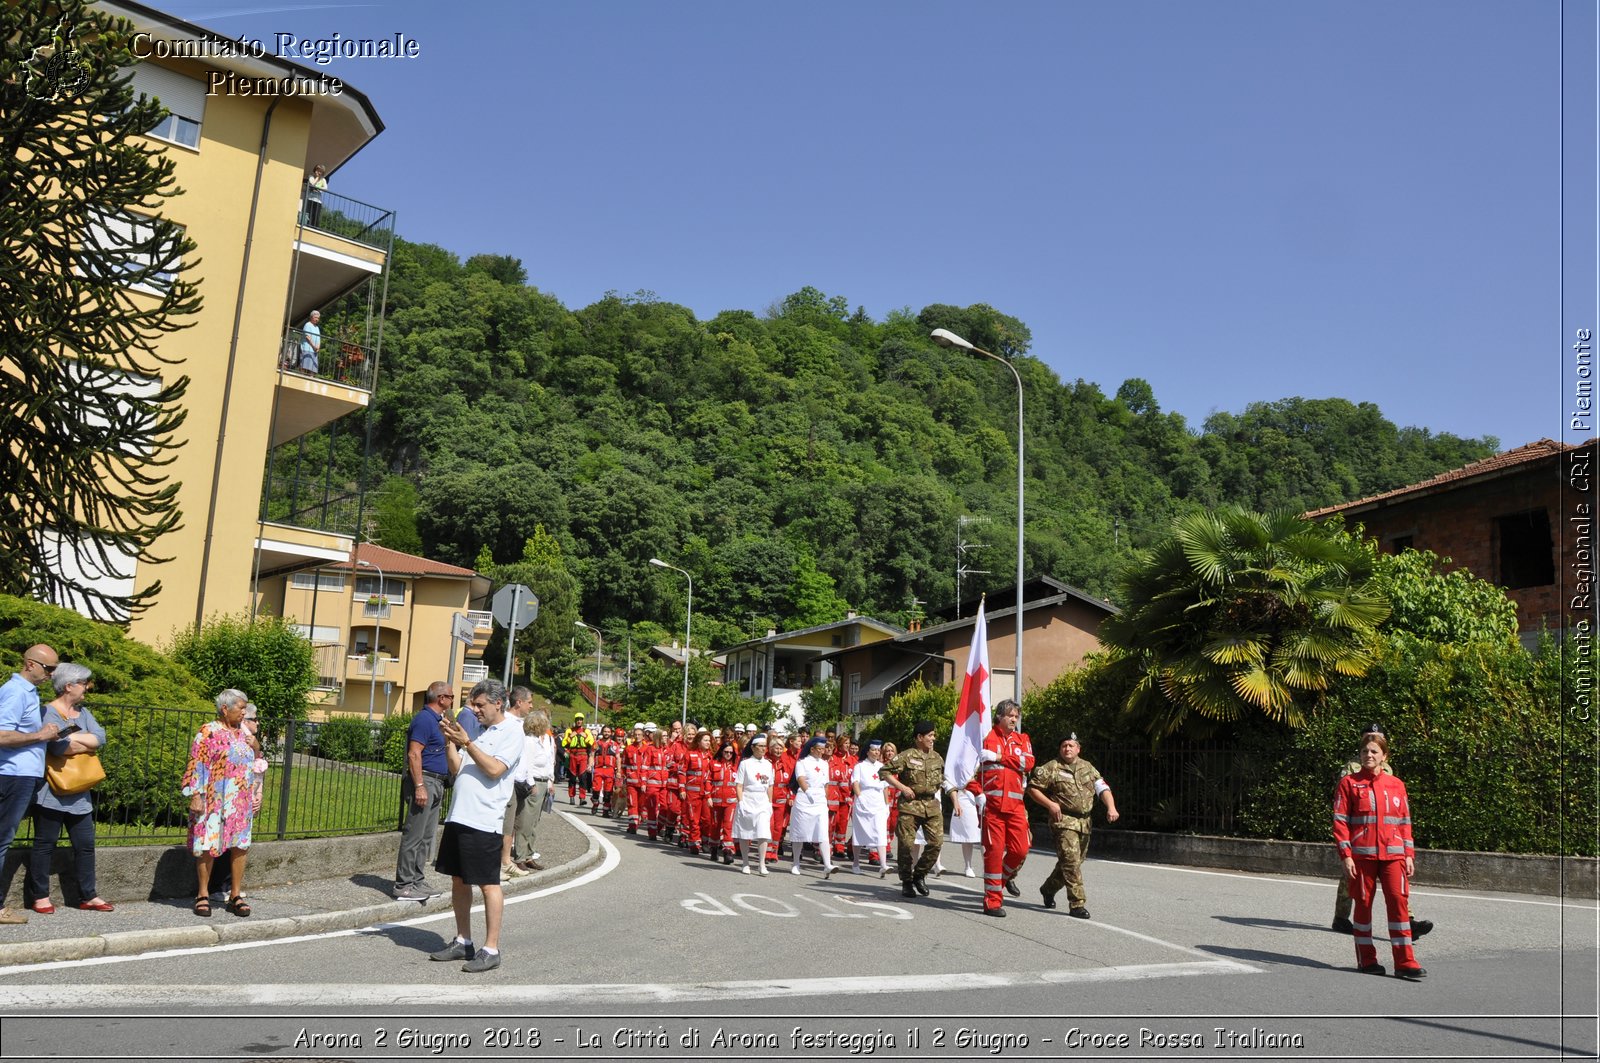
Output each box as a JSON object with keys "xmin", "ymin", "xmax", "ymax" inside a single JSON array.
[{"xmin": 0, "ymin": 808, "xmax": 602, "ymax": 968}]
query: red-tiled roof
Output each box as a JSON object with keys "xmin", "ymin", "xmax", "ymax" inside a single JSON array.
[
  {"xmin": 329, "ymin": 543, "xmax": 477, "ymax": 579},
  {"xmin": 1305, "ymin": 438, "xmax": 1588, "ymax": 518}
]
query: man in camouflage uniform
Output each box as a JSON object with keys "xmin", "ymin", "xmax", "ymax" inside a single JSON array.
[
  {"xmin": 1027, "ymin": 732, "xmax": 1119, "ymax": 919},
  {"xmin": 1331, "ymin": 723, "xmax": 1432, "ymax": 939},
  {"xmin": 882, "ymin": 720, "xmax": 946, "ymax": 900}
]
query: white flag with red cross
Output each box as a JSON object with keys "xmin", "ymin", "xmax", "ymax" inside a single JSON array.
[{"xmin": 945, "ymin": 597, "xmax": 992, "ymax": 790}]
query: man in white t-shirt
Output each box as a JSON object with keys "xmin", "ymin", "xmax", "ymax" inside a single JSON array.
[{"xmin": 429, "ymin": 679, "xmax": 523, "ymax": 973}]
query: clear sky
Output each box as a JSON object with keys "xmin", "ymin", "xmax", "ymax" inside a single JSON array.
[{"xmin": 164, "ymin": 0, "xmax": 1594, "ymax": 452}]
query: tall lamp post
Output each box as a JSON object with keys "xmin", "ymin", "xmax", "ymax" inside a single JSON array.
[
  {"xmin": 575, "ymin": 620, "xmax": 603, "ymax": 727},
  {"xmin": 648, "ymin": 557, "xmax": 693, "ymax": 727},
  {"xmin": 355, "ymin": 558, "xmax": 386, "ymax": 723},
  {"xmin": 930, "ymin": 327, "xmax": 1025, "ymax": 703}
]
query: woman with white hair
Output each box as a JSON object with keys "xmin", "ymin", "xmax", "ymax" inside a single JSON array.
[
  {"xmin": 26, "ymin": 662, "xmax": 112, "ymax": 913},
  {"xmin": 181, "ymin": 689, "xmax": 259, "ymax": 917}
]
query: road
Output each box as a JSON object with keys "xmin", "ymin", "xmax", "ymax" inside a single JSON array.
[{"xmin": 1, "ymin": 811, "xmax": 1595, "ymax": 1061}]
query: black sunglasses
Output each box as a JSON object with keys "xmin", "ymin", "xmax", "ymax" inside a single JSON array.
[{"xmin": 27, "ymin": 659, "xmax": 56, "ymax": 674}]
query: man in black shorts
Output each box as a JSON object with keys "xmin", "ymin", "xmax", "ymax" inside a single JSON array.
[{"xmin": 430, "ymin": 679, "xmax": 523, "ymax": 973}]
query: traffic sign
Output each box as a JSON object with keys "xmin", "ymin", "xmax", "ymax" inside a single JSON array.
[{"xmin": 491, "ymin": 583, "xmax": 539, "ymax": 631}]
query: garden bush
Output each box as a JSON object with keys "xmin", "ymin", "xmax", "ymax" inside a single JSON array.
[
  {"xmin": 314, "ymin": 714, "xmax": 380, "ymax": 764},
  {"xmin": 168, "ymin": 612, "xmax": 314, "ymax": 751},
  {"xmin": 380, "ymin": 710, "xmax": 411, "ymax": 773}
]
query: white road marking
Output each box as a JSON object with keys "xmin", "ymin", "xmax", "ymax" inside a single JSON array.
[
  {"xmin": 1095, "ymin": 858, "xmax": 1600, "ymax": 910},
  {"xmin": 0, "ymin": 959, "xmax": 1259, "ymax": 1008},
  {"xmin": 0, "ymin": 811, "xmax": 621, "ymax": 977}
]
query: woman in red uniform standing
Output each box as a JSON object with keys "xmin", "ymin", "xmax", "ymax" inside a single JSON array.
[
  {"xmin": 680, "ymin": 729, "xmax": 712, "ymax": 855},
  {"xmin": 707, "ymin": 740, "xmax": 740, "ymax": 864},
  {"xmin": 1332, "ymin": 733, "xmax": 1425, "ymax": 980}
]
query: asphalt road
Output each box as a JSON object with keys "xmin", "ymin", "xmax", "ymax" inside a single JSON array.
[{"xmin": 2, "ymin": 810, "xmax": 1596, "ymax": 1062}]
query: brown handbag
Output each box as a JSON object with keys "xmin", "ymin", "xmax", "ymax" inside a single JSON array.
[{"xmin": 45, "ymin": 752, "xmax": 106, "ymax": 796}]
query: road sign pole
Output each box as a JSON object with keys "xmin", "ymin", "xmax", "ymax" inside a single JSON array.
[
  {"xmin": 447, "ymin": 622, "xmax": 460, "ymax": 697},
  {"xmin": 503, "ymin": 586, "xmax": 522, "ymax": 687}
]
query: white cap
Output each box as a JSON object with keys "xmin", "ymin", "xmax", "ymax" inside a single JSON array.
[
  {"xmin": 734, "ymin": 723, "xmax": 747, "ymax": 733},
  {"xmin": 644, "ymin": 722, "xmax": 657, "ymax": 733}
]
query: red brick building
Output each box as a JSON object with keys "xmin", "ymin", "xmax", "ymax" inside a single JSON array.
[{"xmin": 1306, "ymin": 438, "xmax": 1596, "ymax": 645}]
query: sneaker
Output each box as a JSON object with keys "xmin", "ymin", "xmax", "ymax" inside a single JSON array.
[
  {"xmin": 502, "ymin": 863, "xmax": 529, "ymax": 879},
  {"xmin": 393, "ymin": 886, "xmax": 432, "ymax": 902},
  {"xmin": 757, "ymin": 864, "xmax": 769, "ymax": 877},
  {"xmin": 462, "ymin": 950, "xmax": 502, "ymax": 973},
  {"xmin": 1331, "ymin": 916, "xmax": 1354, "ymax": 934},
  {"xmin": 791, "ymin": 865, "xmax": 803, "ymax": 875},
  {"xmin": 430, "ymin": 940, "xmax": 474, "ymax": 962},
  {"xmin": 0, "ymin": 908, "xmax": 28, "ymax": 925},
  {"xmin": 741, "ymin": 865, "xmax": 752, "ymax": 875},
  {"xmin": 964, "ymin": 867, "xmax": 975, "ymax": 878}
]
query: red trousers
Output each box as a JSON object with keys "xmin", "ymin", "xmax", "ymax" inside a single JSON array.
[
  {"xmin": 1351, "ymin": 858, "xmax": 1419, "ymax": 970},
  {"xmin": 626, "ymin": 783, "xmax": 646, "ymax": 829},
  {"xmin": 658, "ymin": 789, "xmax": 679, "ymax": 834},
  {"xmin": 643, "ymin": 786, "xmax": 661, "ymax": 836},
  {"xmin": 566, "ymin": 753, "xmax": 590, "ymax": 800},
  {"xmin": 982, "ymin": 805, "xmax": 1030, "ymax": 910},
  {"xmin": 769, "ymin": 804, "xmax": 789, "ymax": 858},
  {"xmin": 830, "ymin": 801, "xmax": 851, "ymax": 853},
  {"xmin": 707, "ymin": 803, "xmax": 735, "ymax": 850},
  {"xmin": 681, "ymin": 791, "xmax": 705, "ymax": 847}
]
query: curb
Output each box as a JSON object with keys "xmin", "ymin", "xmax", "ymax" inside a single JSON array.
[{"xmin": 0, "ymin": 831, "xmax": 604, "ymax": 969}]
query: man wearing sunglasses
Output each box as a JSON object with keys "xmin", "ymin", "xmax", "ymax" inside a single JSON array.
[
  {"xmin": 394, "ymin": 681, "xmax": 452, "ymax": 901},
  {"xmin": 0, "ymin": 646, "xmax": 62, "ymax": 924}
]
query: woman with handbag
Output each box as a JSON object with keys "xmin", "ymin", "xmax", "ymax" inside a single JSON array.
[{"xmin": 26, "ymin": 662, "xmax": 112, "ymax": 914}]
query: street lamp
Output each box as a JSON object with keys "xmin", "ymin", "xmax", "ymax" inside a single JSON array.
[
  {"xmin": 575, "ymin": 620, "xmax": 603, "ymax": 727},
  {"xmin": 930, "ymin": 327, "xmax": 1025, "ymax": 703},
  {"xmin": 355, "ymin": 557, "xmax": 385, "ymax": 723},
  {"xmin": 648, "ymin": 557, "xmax": 693, "ymax": 727}
]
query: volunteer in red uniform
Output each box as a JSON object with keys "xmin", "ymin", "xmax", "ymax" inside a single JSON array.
[
  {"xmin": 660, "ymin": 726, "xmax": 684, "ymax": 844},
  {"xmin": 707, "ymin": 740, "xmax": 740, "ymax": 863},
  {"xmin": 828, "ymin": 736, "xmax": 855, "ymax": 859},
  {"xmin": 766, "ymin": 728, "xmax": 791, "ymax": 863},
  {"xmin": 642, "ymin": 725, "xmax": 666, "ymax": 839},
  {"xmin": 978, "ymin": 699, "xmax": 1034, "ymax": 917},
  {"xmin": 590, "ymin": 726, "xmax": 617, "ymax": 816},
  {"xmin": 680, "ymin": 729, "xmax": 712, "ymax": 854},
  {"xmin": 560, "ymin": 714, "xmax": 595, "ymax": 806},
  {"xmin": 622, "ymin": 723, "xmax": 651, "ymax": 834},
  {"xmin": 1333, "ymin": 733, "xmax": 1425, "ymax": 980}
]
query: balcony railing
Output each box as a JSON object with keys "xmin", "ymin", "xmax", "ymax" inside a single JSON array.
[
  {"xmin": 461, "ymin": 662, "xmax": 488, "ymax": 683},
  {"xmin": 467, "ymin": 610, "xmax": 493, "ymax": 631},
  {"xmin": 280, "ymin": 326, "xmax": 376, "ymax": 391},
  {"xmin": 299, "ymin": 186, "xmax": 395, "ymax": 253},
  {"xmin": 311, "ymin": 642, "xmax": 345, "ymax": 691},
  {"xmin": 260, "ymin": 482, "xmax": 362, "ymax": 536},
  {"xmin": 350, "ymin": 654, "xmax": 398, "ymax": 678}
]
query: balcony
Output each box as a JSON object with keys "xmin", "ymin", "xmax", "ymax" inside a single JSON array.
[
  {"xmin": 461, "ymin": 662, "xmax": 489, "ymax": 683},
  {"xmin": 290, "ymin": 188, "xmax": 392, "ymax": 320},
  {"xmin": 301, "ymin": 187, "xmax": 395, "ymax": 253},
  {"xmin": 350, "ymin": 654, "xmax": 399, "ymax": 679}
]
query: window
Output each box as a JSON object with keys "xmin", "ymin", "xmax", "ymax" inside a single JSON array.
[
  {"xmin": 290, "ymin": 572, "xmax": 346, "ymax": 592},
  {"xmin": 1388, "ymin": 535, "xmax": 1414, "ymax": 554},
  {"xmin": 36, "ymin": 528, "xmax": 138, "ymax": 623},
  {"xmin": 353, "ymin": 575, "xmax": 406, "ymax": 606},
  {"xmin": 56, "ymin": 363, "xmax": 162, "ymax": 455},
  {"xmin": 1495, "ymin": 509, "xmax": 1555, "ymax": 589},
  {"xmin": 848, "ymin": 673, "xmax": 861, "ymax": 715},
  {"xmin": 82, "ymin": 210, "xmax": 184, "ymax": 295},
  {"xmin": 129, "ymin": 63, "xmax": 204, "ymax": 148}
]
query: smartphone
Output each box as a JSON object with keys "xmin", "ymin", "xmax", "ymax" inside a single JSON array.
[{"xmin": 56, "ymin": 723, "xmax": 80, "ymax": 736}]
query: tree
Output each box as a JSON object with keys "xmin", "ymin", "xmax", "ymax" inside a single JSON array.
[
  {"xmin": 1099, "ymin": 507, "xmax": 1391, "ymax": 736},
  {"xmin": 2, "ymin": 3, "xmax": 202, "ymax": 619},
  {"xmin": 167, "ymin": 613, "xmax": 316, "ymax": 748}
]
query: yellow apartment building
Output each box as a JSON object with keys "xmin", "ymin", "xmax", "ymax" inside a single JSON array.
[
  {"xmin": 70, "ymin": 3, "xmax": 393, "ymax": 647},
  {"xmin": 258, "ymin": 544, "xmax": 494, "ymax": 720}
]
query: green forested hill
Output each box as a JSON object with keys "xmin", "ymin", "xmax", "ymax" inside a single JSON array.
[{"xmin": 316, "ymin": 239, "xmax": 1495, "ymax": 647}]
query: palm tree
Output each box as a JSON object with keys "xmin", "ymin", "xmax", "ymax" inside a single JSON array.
[{"xmin": 1100, "ymin": 507, "xmax": 1390, "ymax": 737}]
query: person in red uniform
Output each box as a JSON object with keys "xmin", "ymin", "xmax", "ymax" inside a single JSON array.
[
  {"xmin": 680, "ymin": 729, "xmax": 712, "ymax": 854},
  {"xmin": 764, "ymin": 728, "xmax": 790, "ymax": 863},
  {"xmin": 590, "ymin": 726, "xmax": 618, "ymax": 816},
  {"xmin": 1333, "ymin": 732, "xmax": 1426, "ymax": 980},
  {"xmin": 707, "ymin": 740, "xmax": 740, "ymax": 863},
  {"xmin": 622, "ymin": 723, "xmax": 651, "ymax": 834},
  {"xmin": 561, "ymin": 714, "xmax": 594, "ymax": 806},
  {"xmin": 828, "ymin": 735, "xmax": 856, "ymax": 859},
  {"xmin": 880, "ymin": 741, "xmax": 900, "ymax": 859},
  {"xmin": 660, "ymin": 725, "xmax": 685, "ymax": 844},
  {"xmin": 978, "ymin": 699, "xmax": 1034, "ymax": 917},
  {"xmin": 642, "ymin": 725, "xmax": 667, "ymax": 839}
]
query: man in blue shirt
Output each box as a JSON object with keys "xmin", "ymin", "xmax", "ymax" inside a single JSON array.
[
  {"xmin": 394, "ymin": 681, "xmax": 452, "ymax": 900},
  {"xmin": 0, "ymin": 645, "xmax": 61, "ymax": 925}
]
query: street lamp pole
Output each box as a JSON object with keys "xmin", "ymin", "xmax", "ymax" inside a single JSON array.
[
  {"xmin": 930, "ymin": 328, "xmax": 1025, "ymax": 702},
  {"xmin": 575, "ymin": 620, "xmax": 603, "ymax": 727},
  {"xmin": 355, "ymin": 558, "xmax": 386, "ymax": 723},
  {"xmin": 649, "ymin": 557, "xmax": 693, "ymax": 727}
]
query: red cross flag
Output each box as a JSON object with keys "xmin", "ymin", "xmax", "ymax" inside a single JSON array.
[{"xmin": 944, "ymin": 596, "xmax": 992, "ymax": 790}]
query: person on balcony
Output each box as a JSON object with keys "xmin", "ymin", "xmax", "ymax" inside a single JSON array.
[
  {"xmin": 298, "ymin": 310, "xmax": 321, "ymax": 374},
  {"xmin": 305, "ymin": 164, "xmax": 327, "ymax": 227}
]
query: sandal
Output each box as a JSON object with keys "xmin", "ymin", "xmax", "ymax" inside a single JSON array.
[
  {"xmin": 225, "ymin": 895, "xmax": 251, "ymax": 917},
  {"xmin": 193, "ymin": 897, "xmax": 211, "ymax": 917}
]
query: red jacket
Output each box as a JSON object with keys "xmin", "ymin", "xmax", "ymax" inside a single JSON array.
[
  {"xmin": 682, "ymin": 749, "xmax": 710, "ymax": 798},
  {"xmin": 978, "ymin": 727, "xmax": 1034, "ymax": 813},
  {"xmin": 771, "ymin": 752, "xmax": 795, "ymax": 808},
  {"xmin": 709, "ymin": 759, "xmax": 739, "ymax": 806},
  {"xmin": 622, "ymin": 739, "xmax": 651, "ymax": 785},
  {"xmin": 592, "ymin": 738, "xmax": 618, "ymax": 784},
  {"xmin": 1333, "ymin": 770, "xmax": 1414, "ymax": 862}
]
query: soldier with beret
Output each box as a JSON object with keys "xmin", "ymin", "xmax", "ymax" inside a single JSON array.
[
  {"xmin": 882, "ymin": 720, "xmax": 947, "ymax": 899},
  {"xmin": 1028, "ymin": 731, "xmax": 1119, "ymax": 919}
]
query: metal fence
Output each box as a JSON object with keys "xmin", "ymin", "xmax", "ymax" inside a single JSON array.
[
  {"xmin": 10, "ymin": 704, "xmax": 403, "ymax": 848},
  {"xmin": 299, "ymin": 187, "xmax": 395, "ymax": 252},
  {"xmin": 279, "ymin": 326, "xmax": 376, "ymax": 391}
]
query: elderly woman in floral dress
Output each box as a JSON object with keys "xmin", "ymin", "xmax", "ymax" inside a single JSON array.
[{"xmin": 181, "ymin": 689, "xmax": 259, "ymax": 917}]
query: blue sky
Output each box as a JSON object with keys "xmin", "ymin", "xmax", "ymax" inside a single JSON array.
[{"xmin": 167, "ymin": 0, "xmax": 1594, "ymax": 452}]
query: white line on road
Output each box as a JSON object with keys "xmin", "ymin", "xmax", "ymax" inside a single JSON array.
[
  {"xmin": 0, "ymin": 811, "xmax": 623, "ymax": 977},
  {"xmin": 0, "ymin": 959, "xmax": 1259, "ymax": 1008},
  {"xmin": 1094, "ymin": 858, "xmax": 1600, "ymax": 910}
]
